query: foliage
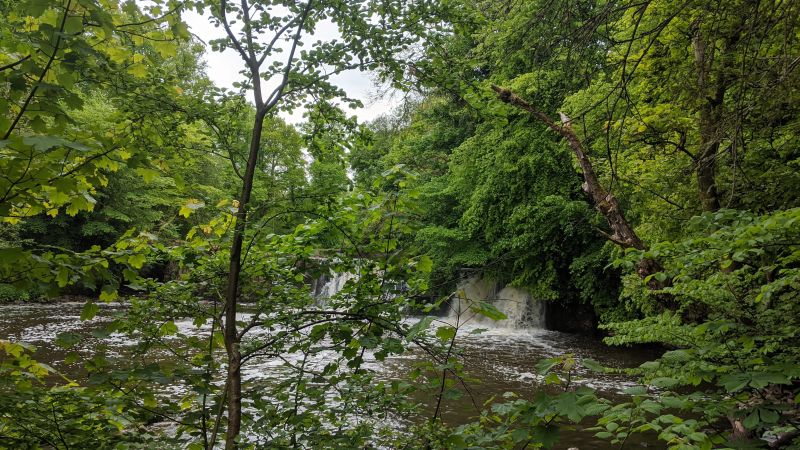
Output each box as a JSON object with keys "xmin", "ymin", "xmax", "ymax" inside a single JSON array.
[
  {"xmin": 0, "ymin": 0, "xmax": 186, "ymax": 220},
  {"xmin": 415, "ymin": 354, "xmax": 611, "ymax": 449},
  {"xmin": 599, "ymin": 208, "xmax": 800, "ymax": 447},
  {"xmin": 353, "ymin": 96, "xmax": 622, "ymax": 318},
  {"xmin": 0, "ymin": 0, "xmax": 799, "ymax": 448},
  {"xmin": 99, "ymin": 171, "xmax": 438, "ymax": 448},
  {"xmin": 0, "ymin": 340, "xmax": 164, "ymax": 449}
]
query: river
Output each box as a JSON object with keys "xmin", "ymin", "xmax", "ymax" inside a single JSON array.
[{"xmin": 0, "ymin": 302, "xmax": 660, "ymax": 449}]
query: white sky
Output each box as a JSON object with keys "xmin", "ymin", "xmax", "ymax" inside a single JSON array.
[{"xmin": 182, "ymin": 10, "xmax": 401, "ymax": 125}]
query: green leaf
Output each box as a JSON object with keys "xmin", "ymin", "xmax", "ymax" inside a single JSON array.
[
  {"xmin": 511, "ymin": 428, "xmax": 529, "ymax": 443},
  {"xmin": 91, "ymin": 327, "xmax": 111, "ymax": 339},
  {"xmin": 153, "ymin": 40, "xmax": 177, "ymax": 58},
  {"xmin": 30, "ymin": 116, "xmax": 47, "ymax": 132},
  {"xmin": 623, "ymin": 386, "xmax": 647, "ymax": 396},
  {"xmin": 658, "ymin": 414, "xmax": 683, "ymax": 424},
  {"xmin": 639, "ymin": 360, "xmax": 660, "ymax": 370},
  {"xmin": 406, "ymin": 316, "xmax": 434, "ymax": 339},
  {"xmin": 417, "ymin": 255, "xmax": 433, "ymax": 273},
  {"xmin": 687, "ymin": 432, "xmax": 707, "ymax": 442},
  {"xmin": 443, "ymin": 388, "xmax": 463, "ymax": 400},
  {"xmin": 160, "ymin": 320, "xmax": 179, "ymax": 336},
  {"xmin": 759, "ymin": 408, "xmax": 779, "ymax": 424},
  {"xmin": 26, "ymin": 0, "xmax": 51, "ymax": 16},
  {"xmin": 80, "ymin": 302, "xmax": 99, "ymax": 320},
  {"xmin": 143, "ymin": 392, "xmax": 157, "ymax": 408},
  {"xmin": 55, "ymin": 332, "xmax": 81, "ymax": 349},
  {"xmin": 435, "ymin": 325, "xmax": 457, "ymax": 342},
  {"xmin": 651, "ymin": 377, "xmax": 679, "ymax": 388},
  {"xmin": 582, "ymin": 358, "xmax": 604, "ymax": 372},
  {"xmin": 471, "ymin": 301, "xmax": 507, "ymax": 321},
  {"xmin": 135, "ymin": 167, "xmax": 160, "ymax": 182},
  {"xmin": 535, "ymin": 357, "xmax": 561, "ymax": 374},
  {"xmin": 128, "ymin": 253, "xmax": 146, "ymax": 269},
  {"xmin": 22, "ymin": 135, "xmax": 67, "ymax": 151},
  {"xmin": 742, "ymin": 411, "xmax": 760, "ymax": 429},
  {"xmin": 99, "ymin": 285, "xmax": 118, "ymax": 302},
  {"xmin": 56, "ymin": 267, "xmax": 70, "ymax": 287},
  {"xmin": 720, "ymin": 373, "xmax": 751, "ymax": 392},
  {"xmin": 0, "ymin": 247, "xmax": 24, "ymax": 261},
  {"xmin": 64, "ymin": 351, "xmax": 80, "ymax": 364},
  {"xmin": 639, "ymin": 400, "xmax": 662, "ymax": 414},
  {"xmin": 127, "ymin": 63, "xmax": 149, "ymax": 78},
  {"xmin": 64, "ymin": 15, "xmax": 83, "ymax": 34},
  {"xmin": 750, "ymin": 372, "xmax": 789, "ymax": 388},
  {"xmin": 530, "ymin": 425, "xmax": 560, "ymax": 448},
  {"xmin": 661, "ymin": 396, "xmax": 690, "ymax": 409},
  {"xmin": 555, "ymin": 392, "xmax": 584, "ymax": 422},
  {"xmin": 179, "ymin": 199, "xmax": 205, "ymax": 218}
]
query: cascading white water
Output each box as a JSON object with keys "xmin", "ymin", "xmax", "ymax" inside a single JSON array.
[
  {"xmin": 449, "ymin": 276, "xmax": 546, "ymax": 329},
  {"xmin": 312, "ymin": 271, "xmax": 358, "ymax": 307},
  {"xmin": 311, "ymin": 269, "xmax": 408, "ymax": 303},
  {"xmin": 310, "ymin": 273, "xmax": 329, "ymax": 298},
  {"xmin": 449, "ymin": 277, "xmax": 497, "ymax": 319},
  {"xmin": 312, "ymin": 272, "xmax": 546, "ymax": 329}
]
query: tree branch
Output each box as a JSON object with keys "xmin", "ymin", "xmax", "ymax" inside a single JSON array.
[
  {"xmin": 218, "ymin": 0, "xmax": 253, "ymax": 68},
  {"xmin": 263, "ymin": 0, "xmax": 314, "ymax": 112},
  {"xmin": 4, "ymin": 0, "xmax": 72, "ymax": 140},
  {"xmin": 0, "ymin": 55, "xmax": 31, "ymax": 72}
]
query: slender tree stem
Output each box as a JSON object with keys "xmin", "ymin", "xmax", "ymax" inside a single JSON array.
[
  {"xmin": 4, "ymin": 0, "xmax": 72, "ymax": 140},
  {"xmin": 223, "ymin": 108, "xmax": 266, "ymax": 450}
]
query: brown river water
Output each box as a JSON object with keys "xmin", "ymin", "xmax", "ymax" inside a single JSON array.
[{"xmin": 0, "ymin": 302, "xmax": 661, "ymax": 449}]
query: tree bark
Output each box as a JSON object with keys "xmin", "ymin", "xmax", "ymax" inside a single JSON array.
[
  {"xmin": 491, "ymin": 85, "xmax": 670, "ymax": 295},
  {"xmin": 216, "ymin": 1, "xmax": 313, "ymax": 445},
  {"xmin": 224, "ymin": 109, "xmax": 267, "ymax": 450},
  {"xmin": 692, "ymin": 28, "xmax": 724, "ymax": 212},
  {"xmin": 492, "ymin": 85, "xmax": 644, "ymax": 250},
  {"xmin": 692, "ymin": 13, "xmax": 747, "ymax": 213}
]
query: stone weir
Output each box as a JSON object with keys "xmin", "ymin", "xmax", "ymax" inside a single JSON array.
[
  {"xmin": 448, "ymin": 276, "xmax": 546, "ymax": 329},
  {"xmin": 311, "ymin": 272, "xmax": 547, "ymax": 330}
]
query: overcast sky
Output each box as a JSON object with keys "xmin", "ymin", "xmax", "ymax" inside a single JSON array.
[{"xmin": 182, "ymin": 10, "xmax": 401, "ymax": 125}]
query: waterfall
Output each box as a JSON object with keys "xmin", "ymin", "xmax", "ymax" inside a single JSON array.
[
  {"xmin": 449, "ymin": 276, "xmax": 546, "ymax": 329},
  {"xmin": 311, "ymin": 272, "xmax": 546, "ymax": 329},
  {"xmin": 310, "ymin": 270, "xmax": 410, "ymax": 311},
  {"xmin": 312, "ymin": 271, "xmax": 357, "ymax": 304},
  {"xmin": 449, "ymin": 277, "xmax": 498, "ymax": 319},
  {"xmin": 310, "ymin": 273, "xmax": 329, "ymax": 298}
]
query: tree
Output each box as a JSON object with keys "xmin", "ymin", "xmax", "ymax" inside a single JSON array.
[
  {"xmin": 398, "ymin": 0, "xmax": 800, "ymax": 445},
  {"xmin": 0, "ymin": 0, "xmax": 193, "ymax": 293},
  {"xmin": 188, "ymin": 0, "xmax": 428, "ymax": 445},
  {"xmin": 303, "ymin": 103, "xmax": 360, "ymax": 203},
  {"xmin": 405, "ymin": 0, "xmax": 800, "ymax": 306},
  {"xmin": 0, "ymin": 0, "xmax": 187, "ymax": 219}
]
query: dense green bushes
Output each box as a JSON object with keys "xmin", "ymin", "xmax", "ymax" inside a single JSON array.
[
  {"xmin": 1, "ymin": 0, "xmax": 799, "ymax": 447},
  {"xmin": 0, "ymin": 284, "xmax": 35, "ymax": 303}
]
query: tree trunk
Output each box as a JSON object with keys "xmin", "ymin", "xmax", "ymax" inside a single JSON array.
[
  {"xmin": 692, "ymin": 28, "xmax": 724, "ymax": 212},
  {"xmin": 491, "ymin": 85, "xmax": 670, "ymax": 296},
  {"xmin": 224, "ymin": 110, "xmax": 267, "ymax": 449},
  {"xmin": 692, "ymin": 14, "xmax": 746, "ymax": 213},
  {"xmin": 492, "ymin": 85, "xmax": 644, "ymax": 250}
]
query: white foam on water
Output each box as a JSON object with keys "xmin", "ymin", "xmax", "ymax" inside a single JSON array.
[{"xmin": 0, "ymin": 301, "xmax": 653, "ymax": 446}]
